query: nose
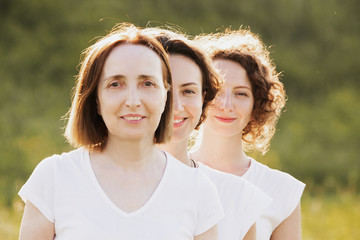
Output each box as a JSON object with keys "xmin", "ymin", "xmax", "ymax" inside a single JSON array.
[
  {"xmin": 125, "ymin": 87, "xmax": 141, "ymax": 110},
  {"xmin": 173, "ymin": 91, "xmax": 184, "ymax": 113},
  {"xmin": 216, "ymin": 89, "xmax": 233, "ymax": 112}
]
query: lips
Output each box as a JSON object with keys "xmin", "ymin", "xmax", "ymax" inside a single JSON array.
[
  {"xmin": 173, "ymin": 117, "xmax": 187, "ymax": 128},
  {"xmin": 121, "ymin": 114, "xmax": 145, "ymax": 124},
  {"xmin": 214, "ymin": 116, "xmax": 237, "ymax": 123}
]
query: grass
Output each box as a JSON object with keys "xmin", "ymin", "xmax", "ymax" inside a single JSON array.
[
  {"xmin": 302, "ymin": 192, "xmax": 360, "ymax": 240},
  {"xmin": 0, "ymin": 200, "xmax": 23, "ymax": 240},
  {"xmin": 1, "ymin": 192, "xmax": 359, "ymax": 239}
]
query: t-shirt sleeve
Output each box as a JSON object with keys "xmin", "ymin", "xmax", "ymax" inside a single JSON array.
[
  {"xmin": 194, "ymin": 171, "xmax": 225, "ymax": 236},
  {"xmin": 282, "ymin": 177, "xmax": 306, "ymax": 220},
  {"xmin": 18, "ymin": 155, "xmax": 57, "ymax": 223},
  {"xmin": 240, "ymin": 180, "xmax": 273, "ymax": 239}
]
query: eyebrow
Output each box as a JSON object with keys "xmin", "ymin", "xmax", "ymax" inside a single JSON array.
[
  {"xmin": 181, "ymin": 82, "xmax": 200, "ymax": 87},
  {"xmin": 103, "ymin": 74, "xmax": 125, "ymax": 82},
  {"xmin": 103, "ymin": 74, "xmax": 158, "ymax": 82},
  {"xmin": 234, "ymin": 86, "xmax": 252, "ymax": 90},
  {"xmin": 138, "ymin": 74, "xmax": 158, "ymax": 81}
]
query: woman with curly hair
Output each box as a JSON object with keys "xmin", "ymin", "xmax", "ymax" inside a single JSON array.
[{"xmin": 192, "ymin": 28, "xmax": 305, "ymax": 240}]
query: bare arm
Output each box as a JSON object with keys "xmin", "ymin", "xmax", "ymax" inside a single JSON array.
[
  {"xmin": 19, "ymin": 201, "xmax": 55, "ymax": 240},
  {"xmin": 194, "ymin": 225, "xmax": 218, "ymax": 240},
  {"xmin": 243, "ymin": 223, "xmax": 256, "ymax": 240},
  {"xmin": 270, "ymin": 203, "xmax": 302, "ymax": 240}
]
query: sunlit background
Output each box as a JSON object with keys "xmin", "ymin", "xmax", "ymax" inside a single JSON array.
[{"xmin": 1, "ymin": 0, "xmax": 359, "ymax": 239}]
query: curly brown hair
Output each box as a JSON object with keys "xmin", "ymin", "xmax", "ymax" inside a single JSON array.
[
  {"xmin": 144, "ymin": 27, "xmax": 222, "ymax": 129},
  {"xmin": 195, "ymin": 28, "xmax": 286, "ymax": 154}
]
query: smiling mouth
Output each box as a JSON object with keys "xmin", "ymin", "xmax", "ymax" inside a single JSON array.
[
  {"xmin": 215, "ymin": 116, "xmax": 237, "ymax": 123},
  {"xmin": 121, "ymin": 115, "xmax": 145, "ymax": 124},
  {"xmin": 174, "ymin": 118, "xmax": 187, "ymax": 127},
  {"xmin": 123, "ymin": 116, "xmax": 142, "ymax": 121}
]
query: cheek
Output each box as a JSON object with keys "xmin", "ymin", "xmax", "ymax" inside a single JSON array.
[
  {"xmin": 98, "ymin": 94, "xmax": 117, "ymax": 110},
  {"xmin": 151, "ymin": 90, "xmax": 168, "ymax": 112},
  {"xmin": 209, "ymin": 97, "xmax": 221, "ymax": 109},
  {"xmin": 205, "ymin": 104, "xmax": 216, "ymax": 115},
  {"xmin": 239, "ymin": 101, "xmax": 254, "ymax": 119},
  {"xmin": 187, "ymin": 96, "xmax": 203, "ymax": 117},
  {"xmin": 190, "ymin": 106, "xmax": 202, "ymax": 122},
  {"xmin": 194, "ymin": 100, "xmax": 204, "ymax": 118},
  {"xmin": 97, "ymin": 96, "xmax": 106, "ymax": 115}
]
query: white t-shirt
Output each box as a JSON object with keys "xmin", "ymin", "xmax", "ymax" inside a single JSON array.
[
  {"xmin": 198, "ymin": 163, "xmax": 272, "ymax": 240},
  {"xmin": 19, "ymin": 148, "xmax": 224, "ymax": 240},
  {"xmin": 242, "ymin": 158, "xmax": 305, "ymax": 240}
]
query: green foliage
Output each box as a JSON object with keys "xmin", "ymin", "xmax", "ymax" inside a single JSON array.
[
  {"xmin": 261, "ymin": 86, "xmax": 360, "ymax": 193},
  {"xmin": 302, "ymin": 192, "xmax": 360, "ymax": 239},
  {"xmin": 1, "ymin": 0, "xmax": 359, "ymax": 205}
]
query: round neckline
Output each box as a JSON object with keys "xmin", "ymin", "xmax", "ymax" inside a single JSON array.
[
  {"xmin": 83, "ymin": 149, "xmax": 170, "ymax": 217},
  {"xmin": 189, "ymin": 151, "xmax": 253, "ymax": 177},
  {"xmin": 241, "ymin": 157, "xmax": 254, "ymax": 178}
]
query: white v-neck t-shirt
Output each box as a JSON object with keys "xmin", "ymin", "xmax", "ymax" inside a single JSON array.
[
  {"xmin": 19, "ymin": 148, "xmax": 224, "ymax": 240},
  {"xmin": 198, "ymin": 163, "xmax": 272, "ymax": 240},
  {"xmin": 242, "ymin": 158, "xmax": 305, "ymax": 240}
]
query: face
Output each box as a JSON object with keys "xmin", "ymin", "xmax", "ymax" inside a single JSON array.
[
  {"xmin": 97, "ymin": 44, "xmax": 167, "ymax": 142},
  {"xmin": 169, "ymin": 54, "xmax": 203, "ymax": 142},
  {"xmin": 204, "ymin": 59, "xmax": 254, "ymax": 138}
]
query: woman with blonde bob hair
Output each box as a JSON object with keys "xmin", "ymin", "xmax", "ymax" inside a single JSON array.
[
  {"xmin": 192, "ymin": 28, "xmax": 305, "ymax": 240},
  {"xmin": 18, "ymin": 23, "xmax": 223, "ymax": 240}
]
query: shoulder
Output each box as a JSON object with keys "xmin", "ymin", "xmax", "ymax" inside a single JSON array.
[
  {"xmin": 198, "ymin": 162, "xmax": 272, "ymax": 209},
  {"xmin": 58, "ymin": 147, "xmax": 86, "ymax": 162},
  {"xmin": 244, "ymin": 158, "xmax": 305, "ymax": 218},
  {"xmin": 245, "ymin": 158, "xmax": 305, "ymax": 192},
  {"xmin": 165, "ymin": 151, "xmax": 199, "ymax": 176},
  {"xmin": 198, "ymin": 162, "xmax": 248, "ymax": 190},
  {"xmin": 33, "ymin": 148, "xmax": 87, "ymax": 174},
  {"xmin": 164, "ymin": 152, "xmax": 217, "ymax": 190}
]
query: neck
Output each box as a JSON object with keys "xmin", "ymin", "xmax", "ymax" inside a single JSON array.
[
  {"xmin": 100, "ymin": 135, "xmax": 161, "ymax": 170},
  {"xmin": 157, "ymin": 138, "xmax": 191, "ymax": 167},
  {"xmin": 192, "ymin": 127, "xmax": 250, "ymax": 175}
]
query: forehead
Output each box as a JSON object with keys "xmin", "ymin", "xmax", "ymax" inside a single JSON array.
[
  {"xmin": 213, "ymin": 59, "xmax": 251, "ymax": 88},
  {"xmin": 102, "ymin": 43, "xmax": 163, "ymax": 79},
  {"xmin": 169, "ymin": 54, "xmax": 202, "ymax": 85}
]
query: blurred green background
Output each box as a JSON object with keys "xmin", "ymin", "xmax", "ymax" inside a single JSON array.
[{"xmin": 1, "ymin": 0, "xmax": 359, "ymax": 239}]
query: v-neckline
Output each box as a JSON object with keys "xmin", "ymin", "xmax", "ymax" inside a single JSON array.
[{"xmin": 84, "ymin": 149, "xmax": 170, "ymax": 217}]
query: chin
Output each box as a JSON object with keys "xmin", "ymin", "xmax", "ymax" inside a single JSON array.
[
  {"xmin": 120, "ymin": 135, "xmax": 147, "ymax": 141},
  {"xmin": 219, "ymin": 131, "xmax": 242, "ymax": 138},
  {"xmin": 207, "ymin": 126, "xmax": 242, "ymax": 138},
  {"xmin": 114, "ymin": 131, "xmax": 151, "ymax": 141},
  {"xmin": 171, "ymin": 131, "xmax": 189, "ymax": 142}
]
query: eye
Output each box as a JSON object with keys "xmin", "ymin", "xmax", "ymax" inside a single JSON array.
[
  {"xmin": 183, "ymin": 89, "xmax": 196, "ymax": 95},
  {"xmin": 109, "ymin": 81, "xmax": 123, "ymax": 88},
  {"xmin": 141, "ymin": 80, "xmax": 156, "ymax": 87},
  {"xmin": 235, "ymin": 92, "xmax": 248, "ymax": 97}
]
